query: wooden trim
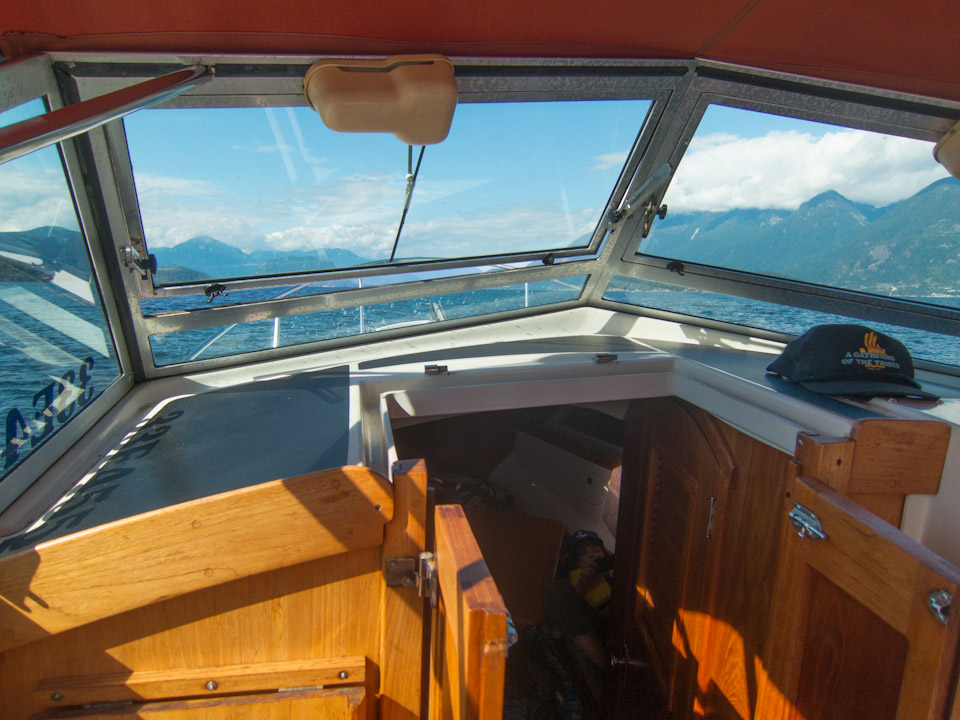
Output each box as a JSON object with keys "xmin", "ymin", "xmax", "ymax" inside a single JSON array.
[
  {"xmin": 379, "ymin": 458, "xmax": 428, "ymax": 720},
  {"xmin": 434, "ymin": 504, "xmax": 507, "ymax": 720},
  {"xmin": 33, "ymin": 686, "xmax": 367, "ymax": 718},
  {"xmin": 794, "ymin": 421, "xmax": 950, "ymax": 528},
  {"xmin": 794, "ymin": 432, "xmax": 855, "ymax": 493},
  {"xmin": 847, "ymin": 492, "xmax": 906, "ymax": 527},
  {"xmin": 0, "ymin": 466, "xmax": 393, "ymax": 654},
  {"xmin": 33, "ymin": 656, "xmax": 369, "ymax": 710},
  {"xmin": 849, "ymin": 419, "xmax": 950, "ymax": 495}
]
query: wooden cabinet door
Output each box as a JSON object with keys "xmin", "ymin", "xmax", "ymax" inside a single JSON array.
[
  {"xmin": 428, "ymin": 504, "xmax": 508, "ymax": 720},
  {"xmin": 613, "ymin": 398, "xmax": 736, "ymax": 717},
  {"xmin": 759, "ymin": 475, "xmax": 960, "ymax": 720}
]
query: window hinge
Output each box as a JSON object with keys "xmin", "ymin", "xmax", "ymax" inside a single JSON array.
[
  {"xmin": 385, "ymin": 552, "xmax": 437, "ymax": 606},
  {"xmin": 606, "ymin": 162, "xmax": 672, "ymax": 230},
  {"xmin": 121, "ymin": 244, "xmax": 157, "ymax": 279},
  {"xmin": 706, "ymin": 496, "xmax": 716, "ymax": 539}
]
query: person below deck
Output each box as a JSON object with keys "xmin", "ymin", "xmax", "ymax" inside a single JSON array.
[{"xmin": 542, "ymin": 529, "xmax": 614, "ymax": 710}]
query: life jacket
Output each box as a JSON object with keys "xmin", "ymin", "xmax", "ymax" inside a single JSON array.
[{"xmin": 568, "ymin": 568, "xmax": 613, "ymax": 609}]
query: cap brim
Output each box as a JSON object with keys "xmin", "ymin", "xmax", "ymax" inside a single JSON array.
[{"xmin": 800, "ymin": 379, "xmax": 940, "ymax": 401}]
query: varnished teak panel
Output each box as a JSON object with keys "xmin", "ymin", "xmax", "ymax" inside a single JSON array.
[
  {"xmin": 849, "ymin": 419, "xmax": 950, "ymax": 495},
  {"xmin": 433, "ymin": 504, "xmax": 507, "ymax": 720},
  {"xmin": 379, "ymin": 459, "xmax": 429, "ymax": 720},
  {"xmin": 760, "ymin": 475, "xmax": 960, "ymax": 720},
  {"xmin": 616, "ymin": 398, "xmax": 737, "ymax": 718},
  {"xmin": 0, "ymin": 466, "xmax": 393, "ymax": 654}
]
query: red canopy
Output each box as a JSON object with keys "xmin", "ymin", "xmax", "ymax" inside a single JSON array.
[{"xmin": 3, "ymin": 0, "xmax": 959, "ymax": 103}]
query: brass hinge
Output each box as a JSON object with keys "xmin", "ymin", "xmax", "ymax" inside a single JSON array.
[{"xmin": 385, "ymin": 552, "xmax": 437, "ymax": 607}]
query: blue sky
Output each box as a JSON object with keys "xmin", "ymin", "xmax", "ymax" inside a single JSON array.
[
  {"xmin": 0, "ymin": 95, "xmax": 948, "ymax": 258},
  {"xmin": 124, "ymin": 100, "xmax": 651, "ymax": 258}
]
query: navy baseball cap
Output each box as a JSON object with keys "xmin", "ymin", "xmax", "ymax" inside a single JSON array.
[
  {"xmin": 569, "ymin": 529, "xmax": 603, "ymax": 554},
  {"xmin": 767, "ymin": 324, "xmax": 938, "ymax": 400}
]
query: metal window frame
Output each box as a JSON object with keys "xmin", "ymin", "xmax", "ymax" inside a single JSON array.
[
  {"xmin": 0, "ymin": 55, "xmax": 135, "ymax": 512},
  {"xmin": 11, "ymin": 53, "xmax": 960, "ymax": 383},
  {"xmin": 615, "ymin": 61, "xmax": 960, "ymax": 340},
  {"xmin": 104, "ymin": 58, "xmax": 681, "ymax": 293}
]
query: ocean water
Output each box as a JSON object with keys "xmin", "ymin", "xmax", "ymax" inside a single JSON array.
[
  {"xmin": 147, "ymin": 279, "xmax": 587, "ymax": 366},
  {"xmin": 0, "ymin": 281, "xmax": 121, "ymax": 478},
  {"xmin": 603, "ymin": 289, "xmax": 960, "ymax": 365}
]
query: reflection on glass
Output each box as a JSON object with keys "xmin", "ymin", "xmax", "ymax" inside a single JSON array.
[
  {"xmin": 640, "ymin": 105, "xmax": 957, "ymax": 307},
  {"xmin": 604, "ymin": 275, "xmax": 960, "ymax": 367},
  {"xmin": 123, "ymin": 101, "xmax": 649, "ymax": 284},
  {"xmin": 149, "ymin": 276, "xmax": 587, "ymax": 365},
  {"xmin": 0, "ymin": 100, "xmax": 121, "ymax": 480}
]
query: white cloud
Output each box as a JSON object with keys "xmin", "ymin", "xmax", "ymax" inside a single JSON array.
[
  {"xmin": 230, "ymin": 142, "xmax": 295, "ymax": 154},
  {"xmin": 0, "ymin": 164, "xmax": 79, "ymax": 232},
  {"xmin": 590, "ymin": 152, "xmax": 628, "ymax": 171},
  {"xmin": 133, "ymin": 173, "xmax": 221, "ymax": 198},
  {"xmin": 136, "ymin": 170, "xmax": 411, "ymax": 252},
  {"xmin": 396, "ymin": 204, "xmax": 601, "ymax": 257},
  {"xmin": 264, "ymin": 224, "xmax": 397, "ymax": 256},
  {"xmin": 666, "ymin": 129, "xmax": 949, "ymax": 213}
]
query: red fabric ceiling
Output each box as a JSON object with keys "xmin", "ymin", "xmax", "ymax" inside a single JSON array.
[{"xmin": 3, "ymin": 0, "xmax": 959, "ymax": 103}]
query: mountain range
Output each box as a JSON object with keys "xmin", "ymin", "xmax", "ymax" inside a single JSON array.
[
  {"xmin": 641, "ymin": 176, "xmax": 960, "ymax": 295},
  {"xmin": 0, "ymin": 226, "xmax": 91, "ymax": 282},
  {"xmin": 2, "ymin": 176, "xmax": 958, "ymax": 295},
  {"xmin": 151, "ymin": 236, "xmax": 372, "ymax": 282}
]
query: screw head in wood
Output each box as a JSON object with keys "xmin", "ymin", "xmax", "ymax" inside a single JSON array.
[
  {"xmin": 206, "ymin": 681, "xmax": 218, "ymax": 691},
  {"xmin": 339, "ymin": 671, "xmax": 349, "ymax": 680},
  {"xmin": 51, "ymin": 693, "xmax": 63, "ymax": 702}
]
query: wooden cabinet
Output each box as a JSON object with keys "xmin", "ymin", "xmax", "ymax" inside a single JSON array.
[
  {"xmin": 0, "ymin": 463, "xmax": 508, "ymax": 720},
  {"xmin": 615, "ymin": 398, "xmax": 960, "ymax": 720},
  {"xmin": 759, "ymin": 476, "xmax": 960, "ymax": 720},
  {"xmin": 613, "ymin": 398, "xmax": 736, "ymax": 717}
]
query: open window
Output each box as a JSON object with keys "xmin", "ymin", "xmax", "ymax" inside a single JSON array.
[
  {"xmin": 610, "ymin": 94, "xmax": 960, "ymax": 369},
  {"xmin": 0, "ymin": 98, "xmax": 126, "ymax": 507}
]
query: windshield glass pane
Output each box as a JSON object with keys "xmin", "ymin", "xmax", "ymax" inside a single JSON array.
[
  {"xmin": 0, "ymin": 100, "xmax": 122, "ymax": 480},
  {"xmin": 124, "ymin": 100, "xmax": 649, "ymax": 284},
  {"xmin": 639, "ymin": 105, "xmax": 957, "ymax": 306},
  {"xmin": 604, "ymin": 276, "xmax": 960, "ymax": 367},
  {"xmin": 149, "ymin": 275, "xmax": 587, "ymax": 366}
]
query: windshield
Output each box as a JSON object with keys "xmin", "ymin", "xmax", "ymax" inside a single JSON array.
[{"xmin": 124, "ymin": 100, "xmax": 651, "ymax": 284}]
